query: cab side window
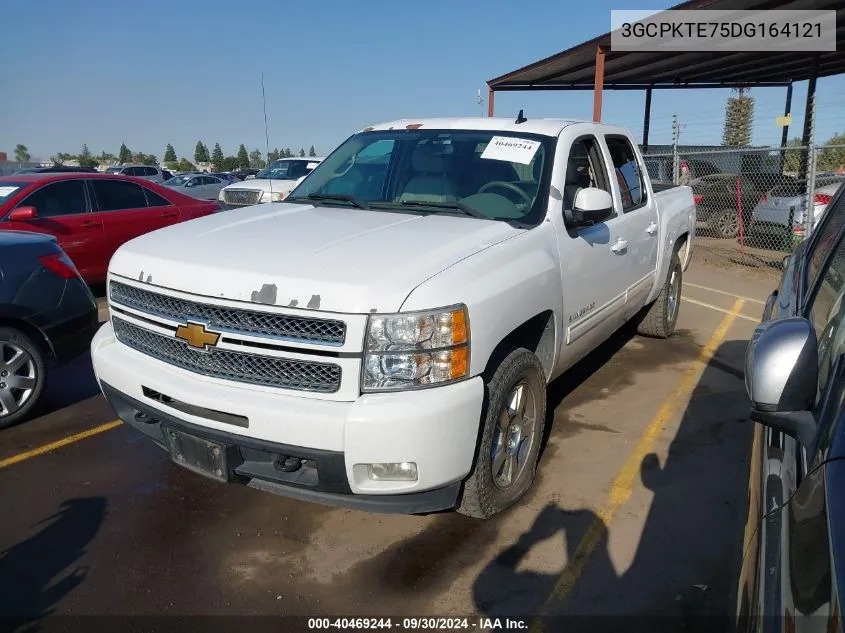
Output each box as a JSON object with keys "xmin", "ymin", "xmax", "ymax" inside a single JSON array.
[{"xmin": 563, "ymin": 137, "xmax": 611, "ymax": 214}]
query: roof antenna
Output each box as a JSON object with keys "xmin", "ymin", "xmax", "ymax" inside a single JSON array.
[
  {"xmin": 262, "ymin": 71, "xmax": 273, "ymax": 201},
  {"xmin": 515, "ymin": 109, "xmax": 527, "ymax": 124}
]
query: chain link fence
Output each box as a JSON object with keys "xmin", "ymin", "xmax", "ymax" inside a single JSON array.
[{"xmin": 642, "ymin": 144, "xmax": 845, "ymax": 274}]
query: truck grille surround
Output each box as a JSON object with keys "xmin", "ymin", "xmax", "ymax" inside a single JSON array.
[
  {"xmin": 110, "ymin": 281, "xmax": 346, "ymax": 344},
  {"xmin": 112, "ymin": 318, "xmax": 342, "ymax": 393},
  {"xmin": 108, "ymin": 281, "xmax": 345, "ymax": 394},
  {"xmin": 223, "ymin": 189, "xmax": 262, "ymax": 206}
]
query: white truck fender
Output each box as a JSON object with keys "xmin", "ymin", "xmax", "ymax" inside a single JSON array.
[{"xmin": 399, "ymin": 224, "xmax": 562, "ymax": 382}]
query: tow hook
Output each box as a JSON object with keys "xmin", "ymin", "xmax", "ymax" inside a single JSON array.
[{"xmin": 274, "ymin": 455, "xmax": 303, "ymax": 472}]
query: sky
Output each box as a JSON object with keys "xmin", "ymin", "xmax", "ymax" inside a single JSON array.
[{"xmin": 2, "ymin": 0, "xmax": 844, "ymax": 162}]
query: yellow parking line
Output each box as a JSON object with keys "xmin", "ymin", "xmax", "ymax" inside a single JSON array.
[
  {"xmin": 0, "ymin": 420, "xmax": 122, "ymax": 470},
  {"xmin": 685, "ymin": 282, "xmax": 766, "ymax": 305},
  {"xmin": 682, "ymin": 296, "xmax": 759, "ymax": 322},
  {"xmin": 529, "ymin": 299, "xmax": 745, "ymax": 630}
]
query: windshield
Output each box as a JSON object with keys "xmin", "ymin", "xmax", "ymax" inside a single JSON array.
[
  {"xmin": 106, "ymin": 167, "xmax": 122, "ymax": 174},
  {"xmin": 255, "ymin": 159, "xmax": 313, "ymax": 180},
  {"xmin": 164, "ymin": 175, "xmax": 191, "ymax": 186},
  {"xmin": 287, "ymin": 130, "xmax": 554, "ymax": 224},
  {"xmin": 0, "ymin": 182, "xmax": 27, "ymax": 204}
]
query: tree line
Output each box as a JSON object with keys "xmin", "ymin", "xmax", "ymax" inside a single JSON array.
[
  {"xmin": 190, "ymin": 141, "xmax": 318, "ymax": 172},
  {"xmin": 12, "ymin": 140, "xmax": 319, "ymax": 173}
]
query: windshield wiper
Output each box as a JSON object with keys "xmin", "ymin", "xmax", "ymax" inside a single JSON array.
[
  {"xmin": 393, "ymin": 200, "xmax": 489, "ymax": 220},
  {"xmin": 292, "ymin": 193, "xmax": 370, "ymax": 210}
]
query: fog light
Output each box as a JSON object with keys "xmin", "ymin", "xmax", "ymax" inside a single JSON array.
[{"xmin": 357, "ymin": 462, "xmax": 418, "ymax": 482}]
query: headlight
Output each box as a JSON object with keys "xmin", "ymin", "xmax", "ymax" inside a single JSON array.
[
  {"xmin": 261, "ymin": 191, "xmax": 286, "ymax": 202},
  {"xmin": 218, "ymin": 190, "xmax": 226, "ymax": 201},
  {"xmin": 362, "ymin": 305, "xmax": 469, "ymax": 392}
]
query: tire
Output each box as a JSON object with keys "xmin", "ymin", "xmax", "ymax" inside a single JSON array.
[
  {"xmin": 711, "ymin": 210, "xmax": 739, "ymax": 239},
  {"xmin": 0, "ymin": 327, "xmax": 47, "ymax": 430},
  {"xmin": 458, "ymin": 348, "xmax": 547, "ymax": 519},
  {"xmin": 636, "ymin": 252, "xmax": 683, "ymax": 339}
]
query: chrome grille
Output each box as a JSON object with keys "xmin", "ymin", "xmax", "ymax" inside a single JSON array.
[
  {"xmin": 223, "ymin": 189, "xmax": 262, "ymax": 206},
  {"xmin": 110, "ymin": 281, "xmax": 346, "ymax": 345},
  {"xmin": 113, "ymin": 318, "xmax": 341, "ymax": 393}
]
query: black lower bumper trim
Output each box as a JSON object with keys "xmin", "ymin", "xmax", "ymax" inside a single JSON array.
[{"xmin": 99, "ymin": 382, "xmax": 462, "ymax": 515}]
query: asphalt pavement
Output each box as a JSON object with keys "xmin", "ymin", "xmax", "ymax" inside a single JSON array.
[{"xmin": 0, "ymin": 259, "xmax": 771, "ymax": 631}]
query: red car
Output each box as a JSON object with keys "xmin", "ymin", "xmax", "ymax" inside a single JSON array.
[{"xmin": 0, "ymin": 173, "xmax": 218, "ymax": 284}]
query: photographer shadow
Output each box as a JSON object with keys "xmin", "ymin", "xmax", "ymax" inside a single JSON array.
[{"xmin": 474, "ymin": 340, "xmax": 753, "ymax": 632}]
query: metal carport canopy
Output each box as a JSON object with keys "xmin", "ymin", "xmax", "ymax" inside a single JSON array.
[{"xmin": 486, "ymin": 0, "xmax": 845, "ymax": 145}]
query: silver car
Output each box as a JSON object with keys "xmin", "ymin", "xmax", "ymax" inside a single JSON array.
[
  {"xmin": 163, "ymin": 174, "xmax": 226, "ymax": 201},
  {"xmin": 105, "ymin": 164, "xmax": 168, "ymax": 183},
  {"xmin": 751, "ymin": 175, "xmax": 845, "ymax": 242}
]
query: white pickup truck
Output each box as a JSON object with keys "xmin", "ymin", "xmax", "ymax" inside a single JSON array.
[
  {"xmin": 218, "ymin": 157, "xmax": 323, "ymax": 209},
  {"xmin": 91, "ymin": 116, "xmax": 696, "ymax": 519}
]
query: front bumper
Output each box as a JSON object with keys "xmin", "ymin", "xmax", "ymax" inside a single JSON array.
[{"xmin": 91, "ymin": 322, "xmax": 484, "ymax": 512}]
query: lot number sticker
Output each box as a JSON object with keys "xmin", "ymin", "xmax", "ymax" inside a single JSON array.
[{"xmin": 480, "ymin": 136, "xmax": 540, "ymax": 165}]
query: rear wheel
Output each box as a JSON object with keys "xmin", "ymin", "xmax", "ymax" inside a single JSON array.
[
  {"xmin": 0, "ymin": 327, "xmax": 47, "ymax": 429},
  {"xmin": 458, "ymin": 348, "xmax": 546, "ymax": 519},
  {"xmin": 636, "ymin": 252, "xmax": 682, "ymax": 339}
]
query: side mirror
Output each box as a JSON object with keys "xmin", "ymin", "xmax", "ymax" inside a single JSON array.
[
  {"xmin": 9, "ymin": 206, "xmax": 38, "ymax": 221},
  {"xmin": 745, "ymin": 316, "xmax": 818, "ymax": 446},
  {"xmin": 572, "ymin": 188, "xmax": 614, "ymax": 225}
]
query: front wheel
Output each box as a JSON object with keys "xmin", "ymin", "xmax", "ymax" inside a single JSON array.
[
  {"xmin": 636, "ymin": 252, "xmax": 682, "ymax": 339},
  {"xmin": 458, "ymin": 348, "xmax": 547, "ymax": 519}
]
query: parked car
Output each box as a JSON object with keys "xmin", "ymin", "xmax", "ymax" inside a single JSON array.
[
  {"xmin": 736, "ymin": 180, "xmax": 845, "ymax": 632},
  {"xmin": 0, "ymin": 232, "xmax": 98, "ymax": 428},
  {"xmin": 692, "ymin": 172, "xmax": 795, "ymax": 239},
  {"xmin": 218, "ymin": 157, "xmax": 324, "ymax": 209},
  {"xmin": 92, "ymin": 116, "xmax": 696, "ymax": 518},
  {"xmin": 210, "ymin": 172, "xmax": 239, "ymax": 184},
  {"xmin": 643, "ymin": 157, "xmax": 721, "ymax": 184},
  {"xmin": 0, "ymin": 173, "xmax": 219, "ymax": 284},
  {"xmin": 13, "ymin": 165, "xmax": 98, "ymax": 174},
  {"xmin": 232, "ymin": 168, "xmax": 261, "ymax": 181},
  {"xmin": 750, "ymin": 175, "xmax": 845, "ymax": 243},
  {"xmin": 163, "ymin": 174, "xmax": 226, "ymax": 201},
  {"xmin": 105, "ymin": 165, "xmax": 168, "ymax": 184}
]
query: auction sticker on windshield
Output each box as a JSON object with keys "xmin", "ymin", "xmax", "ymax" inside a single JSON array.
[{"xmin": 480, "ymin": 136, "xmax": 540, "ymax": 165}]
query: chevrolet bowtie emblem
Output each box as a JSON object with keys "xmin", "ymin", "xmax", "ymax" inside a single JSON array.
[{"xmin": 174, "ymin": 322, "xmax": 220, "ymax": 350}]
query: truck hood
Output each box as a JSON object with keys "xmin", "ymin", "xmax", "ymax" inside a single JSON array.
[
  {"xmin": 109, "ymin": 203, "xmax": 523, "ymax": 313},
  {"xmin": 223, "ymin": 178, "xmax": 298, "ymax": 194}
]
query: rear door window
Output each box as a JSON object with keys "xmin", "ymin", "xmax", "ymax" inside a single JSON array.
[
  {"xmin": 91, "ymin": 179, "xmax": 149, "ymax": 211},
  {"xmin": 605, "ymin": 136, "xmax": 646, "ymax": 211},
  {"xmin": 18, "ymin": 180, "xmax": 89, "ymax": 217},
  {"xmin": 143, "ymin": 187, "xmax": 172, "ymax": 208}
]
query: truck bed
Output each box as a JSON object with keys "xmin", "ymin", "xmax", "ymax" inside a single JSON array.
[{"xmin": 652, "ymin": 182, "xmax": 683, "ymax": 193}]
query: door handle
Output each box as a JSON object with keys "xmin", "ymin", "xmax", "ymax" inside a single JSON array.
[
  {"xmin": 161, "ymin": 210, "xmax": 178, "ymax": 219},
  {"xmin": 646, "ymin": 222, "xmax": 658, "ymax": 235},
  {"xmin": 81, "ymin": 220, "xmax": 98, "ymax": 229},
  {"xmin": 610, "ymin": 238, "xmax": 628, "ymax": 253}
]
